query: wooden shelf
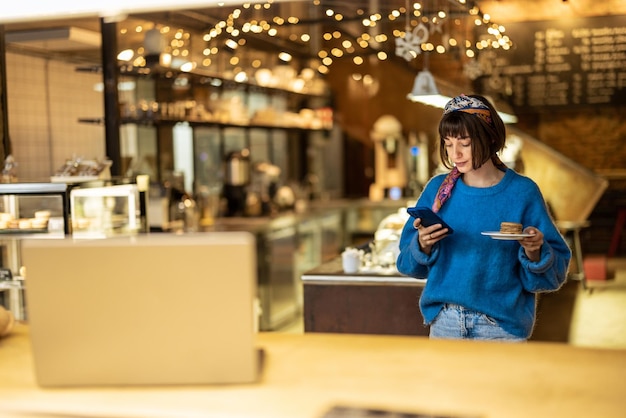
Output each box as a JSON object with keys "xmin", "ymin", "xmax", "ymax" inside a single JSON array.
[{"xmin": 78, "ymin": 117, "xmax": 331, "ymax": 132}]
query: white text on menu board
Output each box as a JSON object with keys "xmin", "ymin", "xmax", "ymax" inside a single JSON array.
[{"xmin": 479, "ymin": 17, "xmax": 626, "ymax": 108}]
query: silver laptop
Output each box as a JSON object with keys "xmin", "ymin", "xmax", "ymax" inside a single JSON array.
[{"xmin": 21, "ymin": 232, "xmax": 260, "ymax": 387}]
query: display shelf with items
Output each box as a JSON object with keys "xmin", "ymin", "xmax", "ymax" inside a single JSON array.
[
  {"xmin": 70, "ymin": 184, "xmax": 141, "ymax": 239},
  {"xmin": 75, "ymin": 60, "xmax": 333, "ymax": 209},
  {"xmin": 50, "ymin": 157, "xmax": 113, "ymax": 184},
  {"xmin": 0, "ymin": 182, "xmax": 71, "ymax": 321},
  {"xmin": 79, "ymin": 70, "xmax": 333, "ymax": 132},
  {"xmin": 79, "ymin": 65, "xmax": 333, "ymax": 190},
  {"xmin": 115, "ymin": 68, "xmax": 333, "ymax": 130}
]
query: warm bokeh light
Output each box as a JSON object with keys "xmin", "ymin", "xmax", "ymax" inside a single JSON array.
[{"xmin": 113, "ymin": 0, "xmax": 512, "ymax": 91}]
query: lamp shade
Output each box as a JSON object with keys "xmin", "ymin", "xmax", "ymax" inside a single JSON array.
[
  {"xmin": 407, "ymin": 70, "xmax": 452, "ymax": 108},
  {"xmin": 407, "ymin": 71, "xmax": 518, "ymax": 123},
  {"xmin": 144, "ymin": 28, "xmax": 164, "ymax": 55},
  {"xmin": 408, "ymin": 70, "xmax": 439, "ymax": 97}
]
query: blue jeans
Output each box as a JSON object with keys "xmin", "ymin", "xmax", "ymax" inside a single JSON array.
[{"xmin": 429, "ymin": 304, "xmax": 526, "ymax": 342}]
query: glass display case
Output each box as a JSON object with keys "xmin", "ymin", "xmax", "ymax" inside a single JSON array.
[
  {"xmin": 70, "ymin": 184, "xmax": 141, "ymax": 239},
  {"xmin": 0, "ymin": 182, "xmax": 70, "ymax": 320},
  {"xmin": 0, "ymin": 182, "xmax": 69, "ymax": 237}
]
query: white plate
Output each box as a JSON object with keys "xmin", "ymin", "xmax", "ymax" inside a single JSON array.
[{"xmin": 481, "ymin": 231, "xmax": 532, "ymax": 240}]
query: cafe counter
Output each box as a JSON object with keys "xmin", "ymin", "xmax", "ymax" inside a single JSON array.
[
  {"xmin": 302, "ymin": 257, "xmax": 428, "ymax": 336},
  {"xmin": 1, "ymin": 323, "xmax": 625, "ymax": 418},
  {"xmin": 301, "ymin": 257, "xmax": 581, "ymax": 343}
]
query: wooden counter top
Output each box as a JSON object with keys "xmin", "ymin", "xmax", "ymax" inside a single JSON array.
[
  {"xmin": 1, "ymin": 323, "xmax": 625, "ymax": 418},
  {"xmin": 301, "ymin": 257, "xmax": 425, "ymax": 286}
]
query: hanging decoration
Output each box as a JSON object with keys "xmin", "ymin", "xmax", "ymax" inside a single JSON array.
[
  {"xmin": 395, "ymin": 23, "xmax": 429, "ymax": 62},
  {"xmin": 393, "ymin": 0, "xmax": 513, "ymax": 63}
]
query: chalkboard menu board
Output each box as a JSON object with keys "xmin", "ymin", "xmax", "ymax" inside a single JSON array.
[{"xmin": 477, "ymin": 15, "xmax": 626, "ymax": 111}]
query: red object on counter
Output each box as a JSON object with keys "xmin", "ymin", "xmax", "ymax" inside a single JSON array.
[{"xmin": 583, "ymin": 255, "xmax": 608, "ymax": 281}]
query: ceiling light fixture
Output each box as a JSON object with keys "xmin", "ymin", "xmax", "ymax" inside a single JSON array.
[
  {"xmin": 278, "ymin": 51, "xmax": 292, "ymax": 62},
  {"xmin": 406, "ymin": 69, "xmax": 451, "ymax": 108},
  {"xmin": 401, "ymin": 0, "xmax": 517, "ymax": 123},
  {"xmin": 407, "ymin": 70, "xmax": 518, "ymax": 123},
  {"xmin": 117, "ymin": 49, "xmax": 134, "ymax": 61}
]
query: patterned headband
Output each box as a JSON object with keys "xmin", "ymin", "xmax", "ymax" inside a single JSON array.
[{"xmin": 443, "ymin": 94, "xmax": 493, "ymax": 128}]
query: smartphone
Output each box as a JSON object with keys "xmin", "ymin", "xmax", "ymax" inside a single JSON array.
[{"xmin": 406, "ymin": 206, "xmax": 454, "ymax": 234}]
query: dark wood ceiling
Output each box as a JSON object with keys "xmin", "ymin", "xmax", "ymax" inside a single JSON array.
[{"xmin": 2, "ymin": 0, "xmax": 624, "ymax": 65}]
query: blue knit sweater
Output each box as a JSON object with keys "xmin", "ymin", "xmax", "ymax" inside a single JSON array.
[{"xmin": 396, "ymin": 168, "xmax": 572, "ymax": 338}]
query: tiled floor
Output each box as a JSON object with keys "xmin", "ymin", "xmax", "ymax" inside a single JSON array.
[
  {"xmin": 569, "ymin": 258, "xmax": 626, "ymax": 349},
  {"xmin": 280, "ymin": 258, "xmax": 626, "ymax": 350}
]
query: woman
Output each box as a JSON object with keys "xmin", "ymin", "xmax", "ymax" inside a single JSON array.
[{"xmin": 396, "ymin": 94, "xmax": 571, "ymax": 341}]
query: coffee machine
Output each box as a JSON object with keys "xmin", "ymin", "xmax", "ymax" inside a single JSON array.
[
  {"xmin": 222, "ymin": 149, "xmax": 251, "ymax": 217},
  {"xmin": 370, "ymin": 115, "xmax": 408, "ymax": 200}
]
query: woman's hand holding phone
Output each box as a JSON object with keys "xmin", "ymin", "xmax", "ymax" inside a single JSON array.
[{"xmin": 407, "ymin": 207, "xmax": 453, "ymax": 254}]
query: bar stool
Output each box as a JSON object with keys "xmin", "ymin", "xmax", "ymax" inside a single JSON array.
[
  {"xmin": 608, "ymin": 207, "xmax": 626, "ymax": 258},
  {"xmin": 556, "ymin": 220, "xmax": 590, "ymax": 290}
]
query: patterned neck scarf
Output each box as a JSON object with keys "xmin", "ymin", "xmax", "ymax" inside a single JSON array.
[
  {"xmin": 432, "ymin": 167, "xmax": 461, "ymax": 213},
  {"xmin": 432, "ymin": 95, "xmax": 504, "ymax": 213}
]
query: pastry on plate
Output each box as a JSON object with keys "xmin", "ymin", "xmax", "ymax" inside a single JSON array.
[{"xmin": 500, "ymin": 222, "xmax": 523, "ymax": 234}]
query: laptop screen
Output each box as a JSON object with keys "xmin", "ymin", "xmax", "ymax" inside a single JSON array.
[{"xmin": 22, "ymin": 232, "xmax": 259, "ymax": 387}]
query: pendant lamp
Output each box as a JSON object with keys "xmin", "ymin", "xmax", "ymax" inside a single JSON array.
[
  {"xmin": 406, "ymin": 70, "xmax": 452, "ymax": 109},
  {"xmin": 407, "ymin": 70, "xmax": 518, "ymax": 124}
]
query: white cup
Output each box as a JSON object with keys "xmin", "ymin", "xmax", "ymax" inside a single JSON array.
[{"xmin": 342, "ymin": 249, "xmax": 361, "ymax": 273}]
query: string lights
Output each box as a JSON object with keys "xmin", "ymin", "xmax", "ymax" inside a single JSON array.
[{"xmin": 115, "ymin": 1, "xmax": 512, "ymax": 88}]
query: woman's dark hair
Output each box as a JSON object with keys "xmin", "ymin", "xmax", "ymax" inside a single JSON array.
[{"xmin": 437, "ymin": 94, "xmax": 506, "ymax": 170}]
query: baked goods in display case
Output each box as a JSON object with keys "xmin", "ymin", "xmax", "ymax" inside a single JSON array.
[
  {"xmin": 70, "ymin": 184, "xmax": 141, "ymax": 238},
  {"xmin": 51, "ymin": 157, "xmax": 112, "ymax": 183},
  {"xmin": 0, "ymin": 210, "xmax": 50, "ymax": 233}
]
